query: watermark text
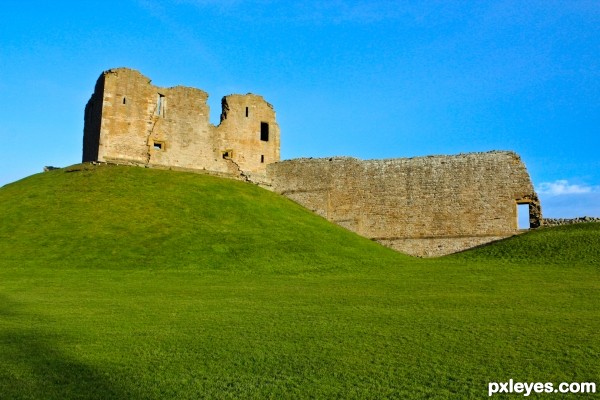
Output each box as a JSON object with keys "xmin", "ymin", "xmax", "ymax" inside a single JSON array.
[{"xmin": 488, "ymin": 380, "xmax": 596, "ymax": 396}]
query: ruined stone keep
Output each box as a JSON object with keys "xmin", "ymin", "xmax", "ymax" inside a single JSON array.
[
  {"xmin": 83, "ymin": 68, "xmax": 542, "ymax": 257},
  {"xmin": 83, "ymin": 68, "xmax": 280, "ymax": 183}
]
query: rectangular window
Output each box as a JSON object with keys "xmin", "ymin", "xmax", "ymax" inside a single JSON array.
[
  {"xmin": 260, "ymin": 122, "xmax": 269, "ymax": 141},
  {"xmin": 152, "ymin": 141, "xmax": 165, "ymax": 151},
  {"xmin": 260, "ymin": 155, "xmax": 264, "ymax": 163},
  {"xmin": 156, "ymin": 94, "xmax": 165, "ymax": 117},
  {"xmin": 153, "ymin": 141, "xmax": 165, "ymax": 151},
  {"xmin": 245, "ymin": 107, "xmax": 249, "ymax": 117}
]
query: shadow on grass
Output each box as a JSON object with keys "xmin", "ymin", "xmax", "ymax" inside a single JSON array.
[{"xmin": 0, "ymin": 295, "xmax": 131, "ymax": 400}]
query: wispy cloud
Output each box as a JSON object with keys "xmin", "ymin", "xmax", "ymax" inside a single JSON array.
[{"xmin": 537, "ymin": 180, "xmax": 598, "ymax": 196}]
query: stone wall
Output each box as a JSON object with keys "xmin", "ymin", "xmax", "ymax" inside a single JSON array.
[
  {"xmin": 267, "ymin": 152, "xmax": 541, "ymax": 256},
  {"xmin": 82, "ymin": 68, "xmax": 280, "ymax": 182},
  {"xmin": 543, "ymin": 217, "xmax": 600, "ymax": 227}
]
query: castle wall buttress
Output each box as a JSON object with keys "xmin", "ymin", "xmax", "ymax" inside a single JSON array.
[{"xmin": 82, "ymin": 74, "xmax": 105, "ymax": 162}]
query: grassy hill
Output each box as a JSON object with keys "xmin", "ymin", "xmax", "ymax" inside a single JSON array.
[{"xmin": 0, "ymin": 164, "xmax": 598, "ymax": 399}]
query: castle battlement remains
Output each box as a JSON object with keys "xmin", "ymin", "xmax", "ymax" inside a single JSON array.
[{"xmin": 83, "ymin": 68, "xmax": 541, "ymax": 256}]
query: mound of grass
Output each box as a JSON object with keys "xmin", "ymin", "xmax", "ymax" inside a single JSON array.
[
  {"xmin": 449, "ymin": 223, "xmax": 600, "ymax": 266},
  {"xmin": 0, "ymin": 164, "xmax": 407, "ymax": 273},
  {"xmin": 0, "ymin": 165, "xmax": 598, "ymax": 399}
]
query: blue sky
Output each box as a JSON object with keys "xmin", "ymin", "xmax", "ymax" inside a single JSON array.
[{"xmin": 1, "ymin": 0, "xmax": 598, "ymax": 217}]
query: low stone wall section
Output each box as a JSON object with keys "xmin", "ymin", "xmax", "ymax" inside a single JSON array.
[{"xmin": 543, "ymin": 217, "xmax": 600, "ymax": 227}]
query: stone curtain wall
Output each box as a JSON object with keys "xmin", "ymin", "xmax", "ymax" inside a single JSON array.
[
  {"xmin": 268, "ymin": 151, "xmax": 541, "ymax": 257},
  {"xmin": 82, "ymin": 68, "xmax": 280, "ymax": 181}
]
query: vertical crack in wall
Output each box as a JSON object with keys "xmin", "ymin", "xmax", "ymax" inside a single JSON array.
[{"xmin": 145, "ymin": 101, "xmax": 160, "ymax": 164}]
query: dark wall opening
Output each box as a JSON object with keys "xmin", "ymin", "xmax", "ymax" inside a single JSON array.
[
  {"xmin": 156, "ymin": 94, "xmax": 165, "ymax": 117},
  {"xmin": 260, "ymin": 122, "xmax": 269, "ymax": 141}
]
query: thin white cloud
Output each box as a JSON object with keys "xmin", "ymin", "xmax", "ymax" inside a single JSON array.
[{"xmin": 537, "ymin": 180, "xmax": 598, "ymax": 196}]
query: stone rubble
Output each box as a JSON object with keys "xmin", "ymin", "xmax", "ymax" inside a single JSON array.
[{"xmin": 543, "ymin": 217, "xmax": 600, "ymax": 227}]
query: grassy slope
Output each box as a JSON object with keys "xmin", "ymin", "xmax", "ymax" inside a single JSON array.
[
  {"xmin": 448, "ymin": 222, "xmax": 600, "ymax": 266},
  {"xmin": 0, "ymin": 165, "xmax": 598, "ymax": 399}
]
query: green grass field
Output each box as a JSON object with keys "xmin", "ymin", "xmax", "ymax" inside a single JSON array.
[{"xmin": 1, "ymin": 164, "xmax": 598, "ymax": 399}]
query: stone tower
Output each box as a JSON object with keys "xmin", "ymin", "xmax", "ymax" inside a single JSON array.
[{"xmin": 83, "ymin": 68, "xmax": 280, "ymax": 182}]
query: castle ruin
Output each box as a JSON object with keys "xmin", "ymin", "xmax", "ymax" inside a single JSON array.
[
  {"xmin": 83, "ymin": 68, "xmax": 542, "ymax": 257},
  {"xmin": 83, "ymin": 68, "xmax": 279, "ymax": 183}
]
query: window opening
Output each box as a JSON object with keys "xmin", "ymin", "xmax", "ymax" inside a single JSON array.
[
  {"xmin": 245, "ymin": 107, "xmax": 249, "ymax": 117},
  {"xmin": 517, "ymin": 203, "xmax": 530, "ymax": 229},
  {"xmin": 123, "ymin": 97, "xmax": 126, "ymax": 104},
  {"xmin": 260, "ymin": 122, "xmax": 269, "ymax": 141},
  {"xmin": 156, "ymin": 94, "xmax": 165, "ymax": 116},
  {"xmin": 260, "ymin": 155, "xmax": 264, "ymax": 163},
  {"xmin": 153, "ymin": 141, "xmax": 164, "ymax": 151},
  {"xmin": 222, "ymin": 150, "xmax": 233, "ymax": 159}
]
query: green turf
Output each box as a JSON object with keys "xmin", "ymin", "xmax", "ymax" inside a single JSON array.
[{"xmin": 0, "ymin": 164, "xmax": 598, "ymax": 399}]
